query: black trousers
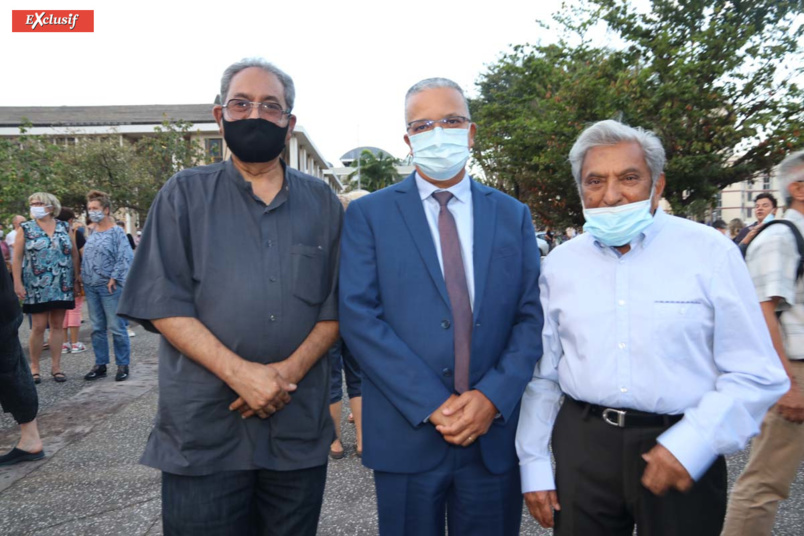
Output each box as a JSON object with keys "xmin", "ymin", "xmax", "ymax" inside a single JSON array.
[
  {"xmin": 0, "ymin": 313, "xmax": 38, "ymax": 425},
  {"xmin": 162, "ymin": 465, "xmax": 327, "ymax": 536},
  {"xmin": 552, "ymin": 398, "xmax": 727, "ymax": 536}
]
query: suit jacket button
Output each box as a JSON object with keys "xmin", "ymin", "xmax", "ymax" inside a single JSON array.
[
  {"xmin": 441, "ymin": 320, "xmax": 451, "ymax": 329},
  {"xmin": 442, "ymin": 368, "xmax": 453, "ymax": 377}
]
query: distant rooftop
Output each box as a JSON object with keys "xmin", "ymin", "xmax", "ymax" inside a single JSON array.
[
  {"xmin": 339, "ymin": 146, "xmax": 393, "ymax": 165},
  {"xmin": 0, "ymin": 104, "xmax": 215, "ymax": 128}
]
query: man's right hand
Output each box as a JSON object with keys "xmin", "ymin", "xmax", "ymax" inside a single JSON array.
[
  {"xmin": 524, "ymin": 490, "xmax": 561, "ymax": 528},
  {"xmin": 777, "ymin": 382, "xmax": 804, "ymax": 423},
  {"xmin": 227, "ymin": 360, "xmax": 296, "ymax": 419}
]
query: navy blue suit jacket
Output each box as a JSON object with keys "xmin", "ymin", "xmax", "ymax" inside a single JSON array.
[{"xmin": 339, "ymin": 173, "xmax": 544, "ymax": 475}]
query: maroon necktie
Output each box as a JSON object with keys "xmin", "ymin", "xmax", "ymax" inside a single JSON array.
[{"xmin": 433, "ymin": 191, "xmax": 472, "ymax": 393}]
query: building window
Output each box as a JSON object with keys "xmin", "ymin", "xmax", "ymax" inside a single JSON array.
[{"xmin": 206, "ymin": 138, "xmax": 223, "ymax": 163}]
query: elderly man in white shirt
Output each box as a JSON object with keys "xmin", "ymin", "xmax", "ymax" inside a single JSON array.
[{"xmin": 516, "ymin": 120, "xmax": 789, "ymax": 536}]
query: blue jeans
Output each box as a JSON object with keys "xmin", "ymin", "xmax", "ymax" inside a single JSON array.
[{"xmin": 84, "ymin": 284, "xmax": 130, "ymax": 366}]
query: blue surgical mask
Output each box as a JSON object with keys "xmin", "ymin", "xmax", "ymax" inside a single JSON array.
[
  {"xmin": 582, "ymin": 199, "xmax": 654, "ymax": 247},
  {"xmin": 409, "ymin": 127, "xmax": 470, "ymax": 181},
  {"xmin": 763, "ymin": 213, "xmax": 775, "ymax": 223},
  {"xmin": 88, "ymin": 210, "xmax": 105, "ymax": 223}
]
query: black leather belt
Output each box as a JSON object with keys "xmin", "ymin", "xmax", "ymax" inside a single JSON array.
[{"xmin": 568, "ymin": 397, "xmax": 683, "ymax": 428}]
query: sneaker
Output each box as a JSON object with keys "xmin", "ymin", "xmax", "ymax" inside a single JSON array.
[
  {"xmin": 84, "ymin": 365, "xmax": 107, "ymax": 381},
  {"xmin": 115, "ymin": 365, "xmax": 129, "ymax": 382},
  {"xmin": 61, "ymin": 343, "xmax": 71, "ymax": 354},
  {"xmin": 71, "ymin": 342, "xmax": 87, "ymax": 354},
  {"xmin": 127, "ymin": 330, "xmax": 136, "ymax": 338}
]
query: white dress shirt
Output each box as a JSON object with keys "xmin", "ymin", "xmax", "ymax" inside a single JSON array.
[
  {"xmin": 516, "ymin": 207, "xmax": 789, "ymax": 493},
  {"xmin": 415, "ymin": 172, "xmax": 475, "ymax": 309}
]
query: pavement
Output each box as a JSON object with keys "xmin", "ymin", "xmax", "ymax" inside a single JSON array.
[{"xmin": 0, "ymin": 318, "xmax": 802, "ymax": 535}]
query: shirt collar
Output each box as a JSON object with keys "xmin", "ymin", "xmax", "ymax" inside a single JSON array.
[
  {"xmin": 225, "ymin": 158, "xmax": 290, "ymax": 208},
  {"xmin": 415, "ymin": 171, "xmax": 472, "ymax": 204},
  {"xmin": 785, "ymin": 207, "xmax": 804, "ymax": 224}
]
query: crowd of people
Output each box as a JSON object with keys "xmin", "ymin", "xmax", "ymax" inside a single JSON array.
[{"xmin": 0, "ymin": 57, "xmax": 802, "ymax": 536}]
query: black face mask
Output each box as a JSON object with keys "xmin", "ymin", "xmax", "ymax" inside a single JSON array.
[{"xmin": 222, "ymin": 118, "xmax": 288, "ymax": 163}]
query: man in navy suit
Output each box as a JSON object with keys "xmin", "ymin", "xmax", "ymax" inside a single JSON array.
[{"xmin": 339, "ymin": 78, "xmax": 544, "ymax": 536}]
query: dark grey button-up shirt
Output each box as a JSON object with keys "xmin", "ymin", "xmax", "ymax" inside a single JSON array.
[{"xmin": 119, "ymin": 159, "xmax": 342, "ymax": 475}]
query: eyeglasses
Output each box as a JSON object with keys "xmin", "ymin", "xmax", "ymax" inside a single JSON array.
[
  {"xmin": 222, "ymin": 99, "xmax": 291, "ymax": 122},
  {"xmin": 29, "ymin": 202, "xmax": 50, "ymax": 207},
  {"xmin": 406, "ymin": 116, "xmax": 471, "ymax": 135}
]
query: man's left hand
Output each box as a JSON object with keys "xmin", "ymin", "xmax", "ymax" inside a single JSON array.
[
  {"xmin": 641, "ymin": 444, "xmax": 693, "ymax": 495},
  {"xmin": 435, "ymin": 390, "xmax": 498, "ymax": 446},
  {"xmin": 107, "ymin": 278, "xmax": 117, "ymax": 294}
]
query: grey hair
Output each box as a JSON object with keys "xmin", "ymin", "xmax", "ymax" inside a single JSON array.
[
  {"xmin": 405, "ymin": 78, "xmax": 471, "ymax": 121},
  {"xmin": 219, "ymin": 58, "xmax": 295, "ymax": 111},
  {"xmin": 28, "ymin": 192, "xmax": 61, "ymax": 218},
  {"xmin": 569, "ymin": 120, "xmax": 666, "ymax": 191},
  {"xmin": 777, "ymin": 149, "xmax": 804, "ymax": 205}
]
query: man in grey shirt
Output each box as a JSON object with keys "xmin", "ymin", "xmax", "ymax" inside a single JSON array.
[{"xmin": 118, "ymin": 58, "xmax": 342, "ymax": 536}]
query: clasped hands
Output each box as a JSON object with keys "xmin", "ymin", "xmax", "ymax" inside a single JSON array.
[
  {"xmin": 430, "ymin": 390, "xmax": 498, "ymax": 447},
  {"xmin": 228, "ymin": 359, "xmax": 298, "ymax": 419}
]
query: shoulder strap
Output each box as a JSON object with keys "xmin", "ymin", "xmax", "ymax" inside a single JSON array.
[{"xmin": 752, "ymin": 220, "xmax": 804, "ymax": 281}]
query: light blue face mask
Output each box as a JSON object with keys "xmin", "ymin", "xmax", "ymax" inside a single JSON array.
[
  {"xmin": 409, "ymin": 127, "xmax": 470, "ymax": 181},
  {"xmin": 582, "ymin": 198, "xmax": 655, "ymax": 247}
]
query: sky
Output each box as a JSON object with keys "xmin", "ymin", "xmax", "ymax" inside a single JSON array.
[{"xmin": 1, "ymin": 0, "xmax": 576, "ymax": 165}]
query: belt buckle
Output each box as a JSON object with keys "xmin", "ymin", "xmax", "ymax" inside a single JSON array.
[{"xmin": 602, "ymin": 408, "xmax": 626, "ymax": 427}]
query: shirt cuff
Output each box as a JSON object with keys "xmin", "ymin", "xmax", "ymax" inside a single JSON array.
[
  {"xmin": 520, "ymin": 459, "xmax": 556, "ymax": 493},
  {"xmin": 657, "ymin": 418, "xmax": 719, "ymax": 481}
]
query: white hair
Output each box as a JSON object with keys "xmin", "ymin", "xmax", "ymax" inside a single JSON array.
[
  {"xmin": 777, "ymin": 149, "xmax": 804, "ymax": 205},
  {"xmin": 569, "ymin": 120, "xmax": 666, "ymax": 191},
  {"xmin": 219, "ymin": 58, "xmax": 295, "ymax": 111}
]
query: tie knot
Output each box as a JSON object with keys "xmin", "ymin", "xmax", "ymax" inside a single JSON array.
[{"xmin": 433, "ymin": 191, "xmax": 454, "ymax": 207}]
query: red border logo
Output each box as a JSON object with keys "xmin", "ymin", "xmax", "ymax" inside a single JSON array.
[{"xmin": 12, "ymin": 10, "xmax": 94, "ymax": 32}]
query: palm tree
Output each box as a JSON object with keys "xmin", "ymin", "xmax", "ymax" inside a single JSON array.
[{"xmin": 348, "ymin": 150, "xmax": 401, "ymax": 192}]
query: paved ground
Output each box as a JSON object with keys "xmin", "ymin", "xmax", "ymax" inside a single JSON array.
[{"xmin": 1, "ymin": 319, "xmax": 802, "ymax": 535}]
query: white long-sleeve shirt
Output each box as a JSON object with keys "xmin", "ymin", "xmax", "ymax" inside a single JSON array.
[{"xmin": 516, "ymin": 207, "xmax": 789, "ymax": 493}]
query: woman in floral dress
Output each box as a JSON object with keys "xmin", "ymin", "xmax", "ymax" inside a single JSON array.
[{"xmin": 12, "ymin": 192, "xmax": 81, "ymax": 383}]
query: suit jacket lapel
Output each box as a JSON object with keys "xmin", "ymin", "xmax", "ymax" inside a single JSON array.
[
  {"xmin": 395, "ymin": 175, "xmax": 451, "ymax": 309},
  {"xmin": 471, "ymin": 181, "xmax": 496, "ymax": 320}
]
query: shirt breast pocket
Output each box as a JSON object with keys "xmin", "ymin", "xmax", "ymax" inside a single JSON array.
[
  {"xmin": 651, "ymin": 301, "xmax": 710, "ymax": 360},
  {"xmin": 292, "ymin": 244, "xmax": 327, "ymax": 305}
]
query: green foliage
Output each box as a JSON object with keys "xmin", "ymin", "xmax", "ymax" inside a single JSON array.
[
  {"xmin": 348, "ymin": 149, "xmax": 402, "ymax": 192},
  {"xmin": 0, "ymin": 118, "xmax": 206, "ymax": 226},
  {"xmin": 470, "ymin": 0, "xmax": 804, "ymax": 227},
  {"xmin": 0, "ymin": 122, "xmax": 65, "ymax": 220},
  {"xmin": 133, "ymin": 119, "xmax": 206, "ymax": 222}
]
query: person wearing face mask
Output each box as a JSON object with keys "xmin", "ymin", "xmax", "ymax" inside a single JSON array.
[
  {"xmin": 515, "ymin": 120, "xmax": 789, "ymax": 536},
  {"xmin": 116, "ymin": 59, "xmax": 342, "ymax": 536},
  {"xmin": 80, "ymin": 190, "xmax": 133, "ymax": 382},
  {"xmin": 11, "ymin": 192, "xmax": 80, "ymax": 384},
  {"xmin": 339, "ymin": 78, "xmax": 543, "ymax": 535}
]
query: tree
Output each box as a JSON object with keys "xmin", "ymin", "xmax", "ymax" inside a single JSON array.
[
  {"xmin": 0, "ymin": 118, "xmax": 206, "ymax": 226},
  {"xmin": 0, "ymin": 123, "xmax": 67, "ymax": 223},
  {"xmin": 470, "ymin": 0, "xmax": 804, "ymax": 227},
  {"xmin": 56, "ymin": 134, "xmax": 143, "ymax": 217},
  {"xmin": 134, "ymin": 119, "xmax": 206, "ymax": 223},
  {"xmin": 348, "ymin": 149, "xmax": 401, "ymax": 192}
]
